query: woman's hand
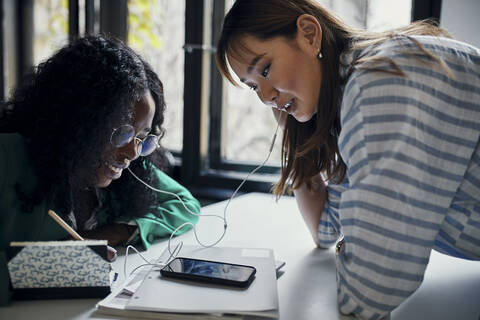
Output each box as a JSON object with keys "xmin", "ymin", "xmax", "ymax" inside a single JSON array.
[
  {"xmin": 79, "ymin": 223, "xmax": 137, "ymax": 246},
  {"xmin": 107, "ymin": 246, "xmax": 117, "ymax": 262},
  {"xmin": 292, "ymin": 173, "xmax": 327, "ymax": 247}
]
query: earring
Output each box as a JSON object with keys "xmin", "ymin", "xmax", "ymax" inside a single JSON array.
[{"xmin": 318, "ymin": 51, "xmax": 323, "ymax": 59}]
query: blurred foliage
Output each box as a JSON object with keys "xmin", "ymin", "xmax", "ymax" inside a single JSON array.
[
  {"xmin": 34, "ymin": 0, "xmax": 68, "ymax": 65},
  {"xmin": 128, "ymin": 0, "xmax": 163, "ymax": 51}
]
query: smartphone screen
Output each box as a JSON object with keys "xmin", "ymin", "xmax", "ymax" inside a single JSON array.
[{"xmin": 160, "ymin": 257, "xmax": 256, "ymax": 288}]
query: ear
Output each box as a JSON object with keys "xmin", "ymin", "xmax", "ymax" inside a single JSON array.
[{"xmin": 296, "ymin": 14, "xmax": 322, "ymax": 55}]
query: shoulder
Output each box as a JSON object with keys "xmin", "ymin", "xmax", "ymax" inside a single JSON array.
[
  {"xmin": 342, "ymin": 35, "xmax": 480, "ymax": 122},
  {"xmin": 0, "ymin": 134, "xmax": 36, "ymax": 186},
  {"xmin": 141, "ymin": 160, "xmax": 173, "ymax": 183},
  {"xmin": 344, "ymin": 35, "xmax": 480, "ymax": 90},
  {"xmin": 407, "ymin": 35, "xmax": 480, "ymax": 62},
  {"xmin": 357, "ymin": 35, "xmax": 480, "ymax": 64},
  {"xmin": 0, "ymin": 133, "xmax": 25, "ymax": 148},
  {"xmin": 0, "ymin": 133, "xmax": 31, "ymax": 164},
  {"xmin": 339, "ymin": 39, "xmax": 480, "ymax": 185},
  {"xmin": 0, "ymin": 133, "xmax": 38, "ymax": 206}
]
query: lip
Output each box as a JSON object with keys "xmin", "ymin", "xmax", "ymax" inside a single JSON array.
[
  {"xmin": 104, "ymin": 161, "xmax": 128, "ymax": 179},
  {"xmin": 282, "ymin": 98, "xmax": 296, "ymax": 115},
  {"xmin": 111, "ymin": 162, "xmax": 129, "ymax": 170}
]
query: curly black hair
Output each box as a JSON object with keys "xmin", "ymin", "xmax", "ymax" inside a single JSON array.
[{"xmin": 0, "ymin": 35, "xmax": 169, "ymax": 220}]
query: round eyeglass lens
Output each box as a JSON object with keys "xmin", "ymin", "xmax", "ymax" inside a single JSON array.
[
  {"xmin": 111, "ymin": 125, "xmax": 135, "ymax": 148},
  {"xmin": 140, "ymin": 135, "xmax": 158, "ymax": 156}
]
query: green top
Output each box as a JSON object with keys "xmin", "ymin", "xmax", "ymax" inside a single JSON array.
[{"xmin": 0, "ymin": 133, "xmax": 201, "ymax": 251}]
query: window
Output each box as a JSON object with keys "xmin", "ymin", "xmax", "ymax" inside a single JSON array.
[
  {"xmin": 222, "ymin": 77, "xmax": 282, "ymax": 166},
  {"xmin": 317, "ymin": 0, "xmax": 412, "ymax": 31},
  {"xmin": 221, "ymin": 0, "xmax": 282, "ymax": 167},
  {"xmin": 127, "ymin": 0, "xmax": 185, "ymax": 152},
  {"xmin": 6, "ymin": 0, "xmax": 440, "ymax": 198},
  {"xmin": 33, "ymin": 0, "xmax": 69, "ymax": 65}
]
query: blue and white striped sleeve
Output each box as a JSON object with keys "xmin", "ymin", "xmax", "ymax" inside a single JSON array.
[
  {"xmin": 335, "ymin": 51, "xmax": 480, "ymax": 319},
  {"xmin": 317, "ymin": 182, "xmax": 346, "ymax": 248}
]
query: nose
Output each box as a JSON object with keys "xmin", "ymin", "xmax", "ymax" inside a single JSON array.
[
  {"xmin": 121, "ymin": 138, "xmax": 140, "ymax": 161},
  {"xmin": 259, "ymin": 83, "xmax": 278, "ymax": 108}
]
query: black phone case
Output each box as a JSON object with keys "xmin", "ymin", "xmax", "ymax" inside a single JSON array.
[{"xmin": 160, "ymin": 258, "xmax": 256, "ymax": 288}]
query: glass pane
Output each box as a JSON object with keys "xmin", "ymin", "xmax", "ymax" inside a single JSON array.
[
  {"xmin": 223, "ymin": 81, "xmax": 282, "ymax": 165},
  {"xmin": 4, "ymin": 1, "xmax": 17, "ymax": 98},
  {"xmin": 127, "ymin": 0, "xmax": 185, "ymax": 152},
  {"xmin": 33, "ymin": 0, "xmax": 69, "ymax": 66},
  {"xmin": 221, "ymin": 0, "xmax": 412, "ymax": 165},
  {"xmin": 222, "ymin": 0, "xmax": 281, "ymax": 166},
  {"xmin": 317, "ymin": 0, "xmax": 412, "ymax": 31},
  {"xmin": 78, "ymin": 0, "xmax": 85, "ymax": 36}
]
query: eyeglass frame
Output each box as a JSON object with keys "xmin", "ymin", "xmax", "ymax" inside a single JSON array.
[{"xmin": 110, "ymin": 124, "xmax": 160, "ymax": 157}]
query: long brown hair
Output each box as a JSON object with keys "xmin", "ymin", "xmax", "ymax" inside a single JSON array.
[{"xmin": 216, "ymin": 0, "xmax": 451, "ymax": 196}]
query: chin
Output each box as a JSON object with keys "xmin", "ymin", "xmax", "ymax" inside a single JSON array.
[
  {"xmin": 295, "ymin": 113, "xmax": 315, "ymax": 123},
  {"xmin": 95, "ymin": 176, "xmax": 113, "ymax": 188},
  {"xmin": 95, "ymin": 167, "xmax": 123, "ymax": 188},
  {"xmin": 95, "ymin": 178, "xmax": 113, "ymax": 188}
]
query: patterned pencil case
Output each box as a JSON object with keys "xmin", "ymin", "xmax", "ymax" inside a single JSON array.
[{"xmin": 6, "ymin": 240, "xmax": 110, "ymax": 300}]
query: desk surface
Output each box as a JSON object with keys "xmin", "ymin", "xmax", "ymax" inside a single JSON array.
[{"xmin": 1, "ymin": 192, "xmax": 479, "ymax": 320}]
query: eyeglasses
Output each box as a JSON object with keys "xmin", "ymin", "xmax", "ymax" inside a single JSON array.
[{"xmin": 110, "ymin": 124, "xmax": 159, "ymax": 157}]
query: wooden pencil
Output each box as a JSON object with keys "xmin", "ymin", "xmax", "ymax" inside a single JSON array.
[{"xmin": 47, "ymin": 209, "xmax": 85, "ymax": 241}]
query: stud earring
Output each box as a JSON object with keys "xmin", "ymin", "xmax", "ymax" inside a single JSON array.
[{"xmin": 318, "ymin": 51, "xmax": 323, "ymax": 59}]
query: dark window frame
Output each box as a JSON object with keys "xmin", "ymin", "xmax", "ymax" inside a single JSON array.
[
  {"xmin": 0, "ymin": 0, "xmax": 3, "ymax": 102},
  {"xmin": 68, "ymin": 0, "xmax": 79, "ymax": 41},
  {"xmin": 412, "ymin": 0, "xmax": 442, "ymax": 22}
]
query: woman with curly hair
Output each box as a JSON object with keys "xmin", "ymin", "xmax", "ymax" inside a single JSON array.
[{"xmin": 0, "ymin": 36, "xmax": 200, "ymax": 259}]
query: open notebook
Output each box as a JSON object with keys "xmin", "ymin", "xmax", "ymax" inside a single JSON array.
[{"xmin": 96, "ymin": 245, "xmax": 279, "ymax": 319}]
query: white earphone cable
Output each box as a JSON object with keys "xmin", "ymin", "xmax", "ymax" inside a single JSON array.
[{"xmin": 123, "ymin": 111, "xmax": 284, "ymax": 278}]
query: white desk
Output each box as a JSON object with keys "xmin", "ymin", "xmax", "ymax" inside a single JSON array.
[{"xmin": 1, "ymin": 192, "xmax": 479, "ymax": 319}]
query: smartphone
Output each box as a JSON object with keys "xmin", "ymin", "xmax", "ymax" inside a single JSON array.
[{"xmin": 160, "ymin": 257, "xmax": 257, "ymax": 288}]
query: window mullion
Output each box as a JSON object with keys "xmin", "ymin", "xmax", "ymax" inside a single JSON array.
[
  {"xmin": 68, "ymin": 0, "xmax": 79, "ymax": 41},
  {"xmin": 85, "ymin": 0, "xmax": 95, "ymax": 35},
  {"xmin": 412, "ymin": 0, "xmax": 442, "ymax": 21},
  {"xmin": 208, "ymin": 0, "xmax": 225, "ymax": 169},
  {"xmin": 181, "ymin": 0, "xmax": 204, "ymax": 186},
  {"xmin": 99, "ymin": 0, "xmax": 127, "ymax": 41}
]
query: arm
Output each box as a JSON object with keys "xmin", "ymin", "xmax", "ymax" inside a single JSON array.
[
  {"xmin": 293, "ymin": 173, "xmax": 326, "ymax": 247},
  {"xmin": 273, "ymin": 107, "xmax": 340, "ymax": 247},
  {"xmin": 293, "ymin": 173, "xmax": 345, "ymax": 249},
  {"xmin": 79, "ymin": 223, "xmax": 137, "ymax": 246},
  {"xmin": 129, "ymin": 163, "xmax": 201, "ymax": 249}
]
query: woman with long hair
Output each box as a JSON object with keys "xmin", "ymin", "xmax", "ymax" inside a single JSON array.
[
  {"xmin": 0, "ymin": 36, "xmax": 200, "ymax": 257},
  {"xmin": 216, "ymin": 0, "xmax": 480, "ymax": 318}
]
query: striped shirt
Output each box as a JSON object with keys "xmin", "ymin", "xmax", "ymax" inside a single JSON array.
[{"xmin": 317, "ymin": 35, "xmax": 480, "ymax": 319}]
